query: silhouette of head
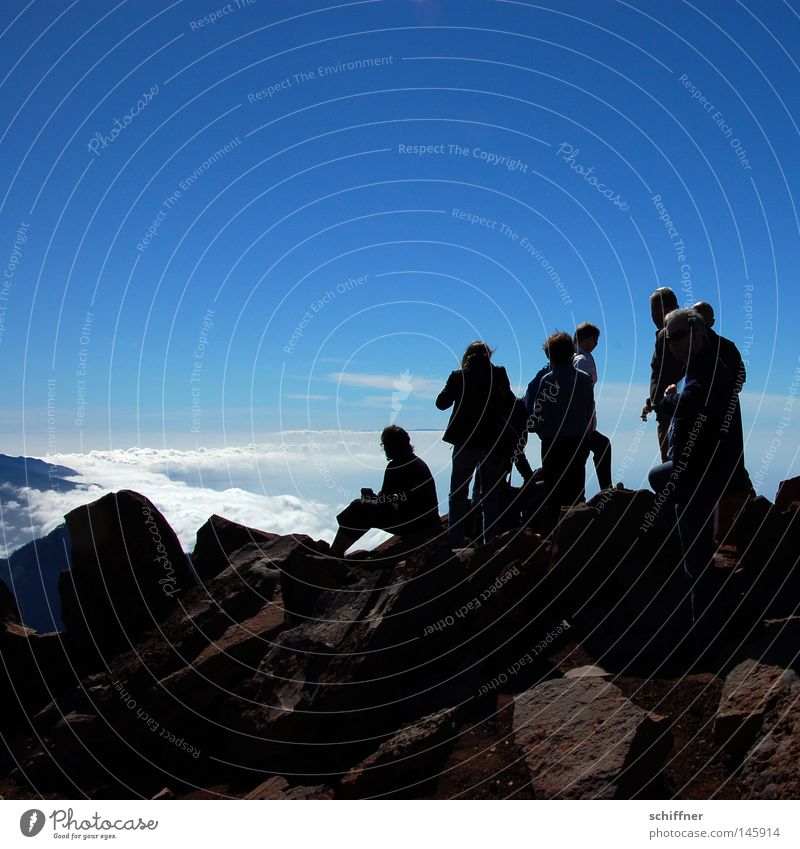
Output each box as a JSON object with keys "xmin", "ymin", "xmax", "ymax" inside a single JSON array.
[
  {"xmin": 544, "ymin": 331, "xmax": 575, "ymax": 366},
  {"xmin": 381, "ymin": 425, "xmax": 414, "ymax": 461},
  {"xmin": 575, "ymin": 322, "xmax": 600, "ymax": 353},
  {"xmin": 461, "ymin": 341, "xmax": 494, "ymax": 369},
  {"xmin": 692, "ymin": 301, "xmax": 715, "ymax": 328},
  {"xmin": 650, "ymin": 287, "xmax": 679, "ymax": 328},
  {"xmin": 665, "ymin": 307, "xmax": 707, "ymax": 365}
]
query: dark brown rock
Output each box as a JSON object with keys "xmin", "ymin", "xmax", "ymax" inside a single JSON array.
[
  {"xmin": 244, "ymin": 776, "xmax": 334, "ymax": 799},
  {"xmin": 0, "ymin": 577, "xmax": 20, "ymax": 624},
  {"xmin": 0, "ymin": 624, "xmax": 75, "ymax": 746},
  {"xmin": 513, "ymin": 676, "xmax": 671, "ymax": 798},
  {"xmin": 714, "ymin": 617, "xmax": 800, "ymax": 757},
  {"xmin": 60, "ymin": 490, "xmax": 195, "ymax": 666},
  {"xmin": 734, "ymin": 498, "xmax": 800, "ymax": 620},
  {"xmin": 279, "ymin": 551, "xmax": 363, "ymax": 621},
  {"xmin": 191, "ymin": 515, "xmax": 279, "ymax": 583},
  {"xmin": 738, "ymin": 667, "xmax": 800, "ymax": 798},
  {"xmin": 713, "ymin": 658, "xmax": 784, "ymax": 754},
  {"xmin": 340, "ymin": 706, "xmax": 460, "ymax": 798},
  {"xmin": 775, "ymin": 476, "xmax": 800, "ymax": 513}
]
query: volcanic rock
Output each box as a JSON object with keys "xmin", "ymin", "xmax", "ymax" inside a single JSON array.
[
  {"xmin": 738, "ymin": 667, "xmax": 800, "ymax": 798},
  {"xmin": 0, "ymin": 578, "xmax": 20, "ymax": 624},
  {"xmin": 244, "ymin": 776, "xmax": 334, "ymax": 799},
  {"xmin": 513, "ymin": 676, "xmax": 671, "ymax": 798},
  {"xmin": 191, "ymin": 515, "xmax": 279, "ymax": 583},
  {"xmin": 714, "ymin": 616, "xmax": 800, "ymax": 757},
  {"xmin": 59, "ymin": 491, "xmax": 194, "ymax": 666},
  {"xmin": 340, "ymin": 706, "xmax": 460, "ymax": 798},
  {"xmin": 775, "ymin": 476, "xmax": 800, "ymax": 513}
]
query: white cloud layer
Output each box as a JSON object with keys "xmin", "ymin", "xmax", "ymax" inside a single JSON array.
[{"xmin": 1, "ymin": 382, "xmax": 795, "ymax": 559}]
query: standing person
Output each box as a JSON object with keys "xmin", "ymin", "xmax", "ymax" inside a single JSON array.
[
  {"xmin": 692, "ymin": 301, "xmax": 753, "ymax": 494},
  {"xmin": 331, "ymin": 426, "xmax": 440, "ymax": 556},
  {"xmin": 528, "ymin": 331, "xmax": 594, "ymax": 517},
  {"xmin": 573, "ymin": 322, "xmax": 612, "ymax": 490},
  {"xmin": 641, "ymin": 287, "xmax": 684, "ymax": 460},
  {"xmin": 436, "ymin": 341, "xmax": 516, "ymax": 548},
  {"xmin": 647, "ymin": 309, "xmax": 736, "ymax": 645}
]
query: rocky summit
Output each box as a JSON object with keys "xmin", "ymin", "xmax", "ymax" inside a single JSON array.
[{"xmin": 1, "ymin": 482, "xmax": 799, "ymax": 800}]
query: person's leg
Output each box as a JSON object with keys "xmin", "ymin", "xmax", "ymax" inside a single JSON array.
[
  {"xmin": 332, "ymin": 499, "xmax": 376, "ymax": 555},
  {"xmin": 675, "ymin": 499, "xmax": 718, "ymax": 641},
  {"xmin": 552, "ymin": 437, "xmax": 587, "ymax": 506},
  {"xmin": 570, "ymin": 437, "xmax": 590, "ymax": 503},
  {"xmin": 648, "ymin": 461, "xmax": 673, "ymax": 495},
  {"xmin": 540, "ymin": 438, "xmax": 576, "ymax": 526},
  {"xmin": 331, "ymin": 527, "xmax": 366, "ymax": 557},
  {"xmin": 648, "ymin": 461, "xmax": 680, "ymax": 554},
  {"xmin": 476, "ymin": 453, "xmax": 506, "ymax": 543},
  {"xmin": 448, "ymin": 445, "xmax": 479, "ymax": 548},
  {"xmin": 514, "ymin": 448, "xmax": 535, "ymax": 483},
  {"xmin": 589, "ymin": 430, "xmax": 612, "ymax": 489},
  {"xmin": 656, "ymin": 416, "xmax": 671, "ymax": 462}
]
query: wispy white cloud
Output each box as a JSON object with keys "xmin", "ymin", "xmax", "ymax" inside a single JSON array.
[{"xmin": 330, "ymin": 371, "xmax": 442, "ymax": 399}]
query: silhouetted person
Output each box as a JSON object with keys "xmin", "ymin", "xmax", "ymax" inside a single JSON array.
[
  {"xmin": 573, "ymin": 322, "xmax": 612, "ymax": 490},
  {"xmin": 331, "ymin": 426, "xmax": 440, "ymax": 556},
  {"xmin": 647, "ymin": 308, "xmax": 736, "ymax": 645},
  {"xmin": 642, "ymin": 287, "xmax": 685, "ymax": 460},
  {"xmin": 498, "ymin": 396, "xmax": 535, "ymax": 482},
  {"xmin": 693, "ymin": 301, "xmax": 753, "ymax": 494},
  {"xmin": 528, "ymin": 331, "xmax": 594, "ymax": 519},
  {"xmin": 437, "ymin": 341, "xmax": 516, "ymax": 548}
]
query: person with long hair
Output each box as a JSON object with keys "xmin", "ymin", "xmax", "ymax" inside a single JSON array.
[{"xmin": 436, "ymin": 341, "xmax": 516, "ymax": 548}]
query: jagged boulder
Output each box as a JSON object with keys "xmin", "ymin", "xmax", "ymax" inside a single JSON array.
[
  {"xmin": 340, "ymin": 706, "xmax": 461, "ymax": 798},
  {"xmin": 734, "ymin": 498, "xmax": 800, "ymax": 619},
  {"xmin": 12, "ymin": 534, "xmax": 343, "ymax": 794},
  {"xmin": 738, "ymin": 659, "xmax": 800, "ymax": 798},
  {"xmin": 244, "ymin": 776, "xmax": 334, "ymax": 799},
  {"xmin": 191, "ymin": 515, "xmax": 279, "ymax": 583},
  {"xmin": 547, "ymin": 490, "xmax": 689, "ymax": 670},
  {"xmin": 513, "ymin": 676, "xmax": 671, "ymax": 798},
  {"xmin": 228, "ymin": 539, "xmax": 471, "ymax": 771},
  {"xmin": 0, "ymin": 578, "xmax": 20, "ymax": 624},
  {"xmin": 0, "ymin": 624, "xmax": 75, "ymax": 758},
  {"xmin": 714, "ymin": 616, "xmax": 800, "ymax": 759},
  {"xmin": 59, "ymin": 490, "xmax": 194, "ymax": 666},
  {"xmin": 775, "ymin": 476, "xmax": 800, "ymax": 513}
]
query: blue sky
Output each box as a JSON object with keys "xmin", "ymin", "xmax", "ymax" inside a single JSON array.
[{"xmin": 1, "ymin": 0, "xmax": 799, "ymax": 501}]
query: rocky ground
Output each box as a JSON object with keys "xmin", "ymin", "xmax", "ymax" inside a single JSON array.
[{"xmin": 1, "ymin": 481, "xmax": 799, "ymax": 800}]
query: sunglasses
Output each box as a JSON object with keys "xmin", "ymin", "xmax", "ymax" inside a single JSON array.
[{"xmin": 666, "ymin": 327, "xmax": 691, "ymax": 345}]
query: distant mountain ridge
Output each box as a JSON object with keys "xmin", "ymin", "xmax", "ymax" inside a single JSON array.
[{"xmin": 0, "ymin": 454, "xmax": 81, "ymax": 492}]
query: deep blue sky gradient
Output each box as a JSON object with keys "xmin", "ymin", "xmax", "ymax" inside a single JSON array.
[{"xmin": 1, "ymin": 0, "xmax": 798, "ymax": 479}]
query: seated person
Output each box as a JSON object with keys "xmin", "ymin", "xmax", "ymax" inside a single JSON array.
[{"xmin": 331, "ymin": 425, "xmax": 441, "ymax": 556}]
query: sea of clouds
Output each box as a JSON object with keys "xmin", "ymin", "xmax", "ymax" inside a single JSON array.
[{"xmin": 0, "ymin": 383, "xmax": 795, "ymax": 558}]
